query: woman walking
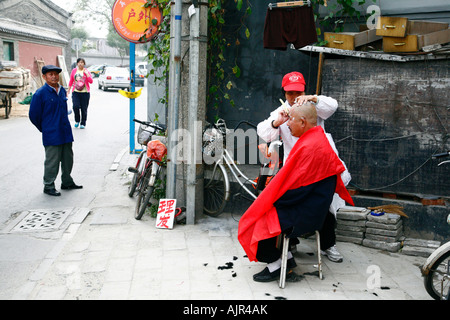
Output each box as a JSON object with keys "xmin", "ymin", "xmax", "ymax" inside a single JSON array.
[{"xmin": 68, "ymin": 58, "xmax": 93, "ymax": 129}]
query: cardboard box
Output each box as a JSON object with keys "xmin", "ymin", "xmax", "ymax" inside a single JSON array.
[
  {"xmin": 325, "ymin": 28, "xmax": 381, "ymax": 50},
  {"xmin": 383, "ymin": 28, "xmax": 450, "ymax": 52},
  {"xmin": 377, "ymin": 17, "xmax": 448, "ymax": 37},
  {"xmin": 406, "ymin": 20, "xmax": 449, "ymax": 35}
]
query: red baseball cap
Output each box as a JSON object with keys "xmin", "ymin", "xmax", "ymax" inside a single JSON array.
[{"xmin": 281, "ymin": 72, "xmax": 305, "ymax": 92}]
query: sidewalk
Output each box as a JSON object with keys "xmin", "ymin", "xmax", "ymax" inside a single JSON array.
[{"xmin": 8, "ymin": 151, "xmax": 432, "ymax": 300}]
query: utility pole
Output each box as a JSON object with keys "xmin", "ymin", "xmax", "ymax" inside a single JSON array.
[
  {"xmin": 167, "ymin": 0, "xmax": 207, "ymax": 224},
  {"xmin": 166, "ymin": 0, "xmax": 182, "ymax": 200},
  {"xmin": 186, "ymin": 1, "xmax": 200, "ymax": 225}
]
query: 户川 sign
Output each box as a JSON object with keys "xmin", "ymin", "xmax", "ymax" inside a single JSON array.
[{"xmin": 112, "ymin": 0, "xmax": 162, "ymax": 43}]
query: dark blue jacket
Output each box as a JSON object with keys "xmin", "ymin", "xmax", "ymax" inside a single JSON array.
[
  {"xmin": 29, "ymin": 83, "xmax": 74, "ymax": 146},
  {"xmin": 275, "ymin": 175, "xmax": 337, "ymax": 238}
]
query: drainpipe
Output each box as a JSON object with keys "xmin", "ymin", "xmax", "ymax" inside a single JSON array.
[{"xmin": 166, "ymin": 0, "xmax": 182, "ymax": 200}]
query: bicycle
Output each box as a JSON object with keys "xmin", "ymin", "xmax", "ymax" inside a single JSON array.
[
  {"xmin": 421, "ymin": 150, "xmax": 450, "ymax": 300},
  {"xmin": 128, "ymin": 118, "xmax": 167, "ymax": 220},
  {"xmin": 202, "ymin": 118, "xmax": 282, "ymax": 217},
  {"xmin": 127, "ymin": 119, "xmax": 159, "ymax": 197}
]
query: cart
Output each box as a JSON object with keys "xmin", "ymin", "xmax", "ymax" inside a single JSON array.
[
  {"xmin": 0, "ymin": 64, "xmax": 32, "ymax": 119},
  {"xmin": 0, "ymin": 87, "xmax": 18, "ymax": 119}
]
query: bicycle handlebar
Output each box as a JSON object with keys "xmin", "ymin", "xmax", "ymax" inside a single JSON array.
[
  {"xmin": 234, "ymin": 120, "xmax": 257, "ymax": 130},
  {"xmin": 432, "ymin": 151, "xmax": 450, "ymax": 167},
  {"xmin": 133, "ymin": 119, "xmax": 167, "ymax": 132},
  {"xmin": 432, "ymin": 151, "xmax": 450, "ymax": 159}
]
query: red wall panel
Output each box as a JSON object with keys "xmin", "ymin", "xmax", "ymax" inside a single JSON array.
[{"xmin": 18, "ymin": 41, "xmax": 63, "ymax": 77}]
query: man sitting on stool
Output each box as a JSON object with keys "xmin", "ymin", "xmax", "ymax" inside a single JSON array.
[{"xmin": 238, "ymin": 102, "xmax": 354, "ymax": 282}]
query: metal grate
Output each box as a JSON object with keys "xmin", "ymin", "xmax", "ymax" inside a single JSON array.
[{"xmin": 11, "ymin": 209, "xmax": 72, "ymax": 232}]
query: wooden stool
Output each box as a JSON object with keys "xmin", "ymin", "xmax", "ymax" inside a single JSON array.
[{"xmin": 279, "ymin": 231, "xmax": 323, "ymax": 289}]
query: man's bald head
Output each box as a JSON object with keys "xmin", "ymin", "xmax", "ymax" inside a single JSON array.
[
  {"xmin": 287, "ymin": 102, "xmax": 317, "ymax": 137},
  {"xmin": 291, "ymin": 102, "xmax": 317, "ymax": 124}
]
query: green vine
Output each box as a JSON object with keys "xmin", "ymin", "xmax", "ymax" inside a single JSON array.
[
  {"xmin": 148, "ymin": 171, "xmax": 167, "ymax": 218},
  {"xmin": 143, "ymin": 0, "xmax": 172, "ymax": 106},
  {"xmin": 207, "ymin": 1, "xmax": 252, "ymax": 111},
  {"xmin": 142, "ymin": 0, "xmax": 251, "ymax": 112}
]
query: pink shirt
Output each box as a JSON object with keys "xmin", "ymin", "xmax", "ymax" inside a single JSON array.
[{"xmin": 68, "ymin": 68, "xmax": 93, "ymax": 92}]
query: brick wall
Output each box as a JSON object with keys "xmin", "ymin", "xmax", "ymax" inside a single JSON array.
[{"xmin": 18, "ymin": 41, "xmax": 62, "ymax": 78}]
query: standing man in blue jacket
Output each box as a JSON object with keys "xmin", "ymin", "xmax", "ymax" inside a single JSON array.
[{"xmin": 29, "ymin": 65, "xmax": 82, "ymax": 196}]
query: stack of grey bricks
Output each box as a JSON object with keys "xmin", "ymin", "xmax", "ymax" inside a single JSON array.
[
  {"xmin": 336, "ymin": 206, "xmax": 405, "ymax": 253},
  {"xmin": 336, "ymin": 206, "xmax": 442, "ymax": 256},
  {"xmin": 336, "ymin": 207, "xmax": 370, "ymax": 244},
  {"xmin": 401, "ymin": 238, "xmax": 442, "ymax": 257},
  {"xmin": 363, "ymin": 213, "xmax": 404, "ymax": 252}
]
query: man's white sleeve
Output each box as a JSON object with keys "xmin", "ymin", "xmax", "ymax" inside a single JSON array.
[
  {"xmin": 256, "ymin": 107, "xmax": 282, "ymax": 143},
  {"xmin": 316, "ymin": 95, "xmax": 338, "ymax": 120}
]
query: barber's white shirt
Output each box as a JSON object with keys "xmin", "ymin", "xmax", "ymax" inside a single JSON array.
[{"xmin": 257, "ymin": 95, "xmax": 351, "ymax": 215}]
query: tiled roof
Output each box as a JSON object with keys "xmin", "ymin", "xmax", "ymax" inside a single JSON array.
[{"xmin": 0, "ymin": 17, "xmax": 68, "ymax": 44}]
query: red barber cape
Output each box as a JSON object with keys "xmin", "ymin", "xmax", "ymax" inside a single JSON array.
[{"xmin": 238, "ymin": 126, "xmax": 354, "ymax": 262}]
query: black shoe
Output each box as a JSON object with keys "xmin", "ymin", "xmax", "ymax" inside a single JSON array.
[
  {"xmin": 287, "ymin": 257, "xmax": 297, "ymax": 269},
  {"xmin": 44, "ymin": 188, "xmax": 61, "ymax": 196},
  {"xmin": 61, "ymin": 183, "xmax": 83, "ymax": 190},
  {"xmin": 253, "ymin": 267, "xmax": 280, "ymax": 282}
]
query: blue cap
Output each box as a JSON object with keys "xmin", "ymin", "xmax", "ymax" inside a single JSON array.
[{"xmin": 42, "ymin": 65, "xmax": 62, "ymax": 75}]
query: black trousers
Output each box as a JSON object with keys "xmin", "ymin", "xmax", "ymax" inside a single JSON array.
[
  {"xmin": 255, "ymin": 211, "xmax": 337, "ymax": 263},
  {"xmin": 72, "ymin": 92, "xmax": 90, "ymax": 126},
  {"xmin": 43, "ymin": 143, "xmax": 74, "ymax": 190}
]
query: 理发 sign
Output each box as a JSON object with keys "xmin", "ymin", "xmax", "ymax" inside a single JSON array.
[
  {"xmin": 156, "ymin": 199, "xmax": 176, "ymax": 229},
  {"xmin": 112, "ymin": 0, "xmax": 162, "ymax": 43}
]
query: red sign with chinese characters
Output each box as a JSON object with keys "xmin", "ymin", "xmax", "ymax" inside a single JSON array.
[
  {"xmin": 112, "ymin": 0, "xmax": 162, "ymax": 43},
  {"xmin": 156, "ymin": 199, "xmax": 176, "ymax": 229}
]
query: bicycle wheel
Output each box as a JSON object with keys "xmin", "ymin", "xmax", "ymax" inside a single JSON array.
[
  {"xmin": 135, "ymin": 166, "xmax": 153, "ymax": 220},
  {"xmin": 135, "ymin": 163, "xmax": 161, "ymax": 220},
  {"xmin": 203, "ymin": 163, "xmax": 229, "ymax": 217},
  {"xmin": 424, "ymin": 250, "xmax": 450, "ymax": 300},
  {"xmin": 128, "ymin": 151, "xmax": 145, "ymax": 197}
]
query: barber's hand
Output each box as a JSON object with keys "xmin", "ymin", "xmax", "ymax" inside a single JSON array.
[
  {"xmin": 295, "ymin": 95, "xmax": 318, "ymax": 105},
  {"xmin": 273, "ymin": 109, "xmax": 289, "ymax": 127}
]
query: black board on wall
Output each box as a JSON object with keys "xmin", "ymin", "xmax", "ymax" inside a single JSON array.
[{"xmin": 322, "ymin": 57, "xmax": 449, "ymax": 198}]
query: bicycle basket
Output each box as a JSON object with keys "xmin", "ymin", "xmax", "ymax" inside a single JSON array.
[
  {"xmin": 203, "ymin": 128, "xmax": 223, "ymax": 157},
  {"xmin": 137, "ymin": 124, "xmax": 156, "ymax": 145}
]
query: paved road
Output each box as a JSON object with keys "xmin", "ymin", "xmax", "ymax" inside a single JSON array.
[
  {"xmin": 0, "ymin": 79, "xmax": 147, "ymax": 224},
  {"xmin": 0, "ymin": 79, "xmax": 147, "ymax": 298}
]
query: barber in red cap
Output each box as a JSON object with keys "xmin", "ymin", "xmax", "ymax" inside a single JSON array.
[
  {"xmin": 240, "ymin": 102, "xmax": 354, "ymax": 282},
  {"xmin": 29, "ymin": 65, "xmax": 83, "ymax": 196},
  {"xmin": 256, "ymin": 71, "xmax": 351, "ymax": 269}
]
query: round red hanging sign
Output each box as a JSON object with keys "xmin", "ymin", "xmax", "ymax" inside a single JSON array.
[{"xmin": 112, "ymin": 0, "xmax": 162, "ymax": 43}]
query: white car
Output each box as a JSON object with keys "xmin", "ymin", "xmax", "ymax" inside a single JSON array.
[{"xmin": 98, "ymin": 67, "xmax": 130, "ymax": 91}]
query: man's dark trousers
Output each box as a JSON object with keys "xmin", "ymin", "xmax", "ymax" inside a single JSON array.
[{"xmin": 43, "ymin": 142, "xmax": 75, "ymax": 190}]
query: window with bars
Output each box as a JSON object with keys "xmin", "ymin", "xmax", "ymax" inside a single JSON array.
[{"xmin": 3, "ymin": 41, "xmax": 14, "ymax": 61}]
